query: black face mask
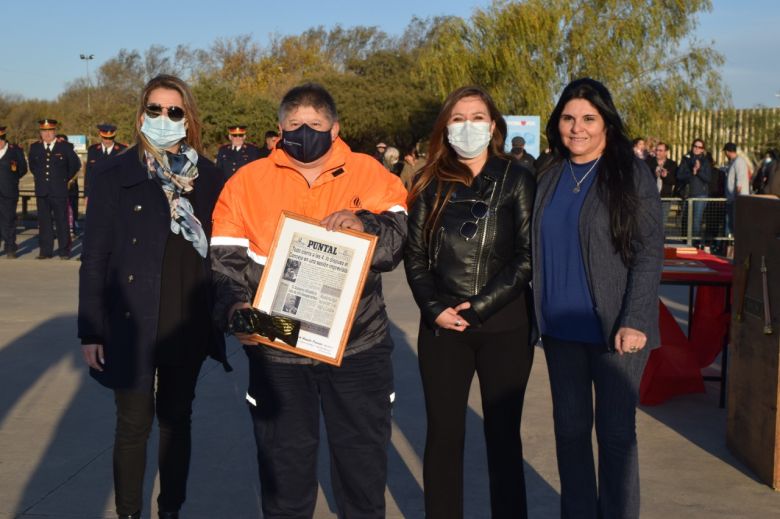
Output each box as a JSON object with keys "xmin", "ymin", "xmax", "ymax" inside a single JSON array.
[{"xmin": 281, "ymin": 124, "xmax": 333, "ymax": 163}]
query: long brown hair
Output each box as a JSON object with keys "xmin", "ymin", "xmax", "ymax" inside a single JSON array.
[
  {"xmin": 135, "ymin": 74, "xmax": 203, "ymax": 161},
  {"xmin": 408, "ymin": 86, "xmax": 508, "ymax": 244}
]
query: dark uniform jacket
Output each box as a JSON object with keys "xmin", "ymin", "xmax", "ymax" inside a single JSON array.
[
  {"xmin": 78, "ymin": 148, "xmax": 228, "ymax": 389},
  {"xmin": 404, "ymin": 156, "xmax": 535, "ymax": 329},
  {"xmin": 28, "ymin": 140, "xmax": 81, "ymax": 198},
  {"xmin": 215, "ymin": 143, "xmax": 262, "ymax": 178},
  {"xmin": 0, "ymin": 144, "xmax": 28, "ymax": 198},
  {"xmin": 85, "ymin": 141, "xmax": 127, "ymax": 197}
]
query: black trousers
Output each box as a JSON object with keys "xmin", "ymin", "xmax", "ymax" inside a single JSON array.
[
  {"xmin": 417, "ymin": 323, "xmax": 534, "ymax": 519},
  {"xmin": 36, "ymin": 195, "xmax": 69, "ymax": 256},
  {"xmin": 247, "ymin": 339, "xmax": 394, "ymax": 519},
  {"xmin": 113, "ymin": 361, "xmax": 202, "ymax": 516},
  {"xmin": 0, "ymin": 196, "xmax": 18, "ymax": 252}
]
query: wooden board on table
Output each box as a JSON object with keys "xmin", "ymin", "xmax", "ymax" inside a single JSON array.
[{"xmin": 663, "ymin": 259, "xmax": 717, "ymax": 274}]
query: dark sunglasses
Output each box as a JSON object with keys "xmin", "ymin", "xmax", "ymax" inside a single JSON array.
[
  {"xmin": 145, "ymin": 104, "xmax": 186, "ymax": 122},
  {"xmin": 459, "ymin": 201, "xmax": 489, "ymax": 240}
]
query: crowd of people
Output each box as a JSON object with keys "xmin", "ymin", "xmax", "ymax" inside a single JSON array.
[
  {"xmin": 2, "ymin": 105, "xmax": 778, "ymax": 260},
  {"xmin": 0, "ymin": 120, "xmax": 287, "ymax": 259},
  {"xmin": 0, "ymin": 73, "xmax": 772, "ymax": 519},
  {"xmin": 630, "ymin": 136, "xmax": 780, "ymax": 249}
]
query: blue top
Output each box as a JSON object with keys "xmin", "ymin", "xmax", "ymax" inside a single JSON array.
[{"xmin": 540, "ymin": 159, "xmax": 604, "ymax": 344}]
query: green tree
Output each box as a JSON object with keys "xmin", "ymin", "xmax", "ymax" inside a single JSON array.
[
  {"xmin": 413, "ymin": 0, "xmax": 728, "ymax": 139},
  {"xmin": 321, "ymin": 49, "xmax": 440, "ymax": 153},
  {"xmin": 192, "ymin": 76, "xmax": 277, "ymax": 155}
]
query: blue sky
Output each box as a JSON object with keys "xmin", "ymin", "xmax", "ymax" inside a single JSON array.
[{"xmin": 1, "ymin": 0, "xmax": 777, "ymax": 108}]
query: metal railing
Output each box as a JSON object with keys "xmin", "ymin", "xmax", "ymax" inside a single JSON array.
[{"xmin": 661, "ymin": 197, "xmax": 733, "ymax": 250}]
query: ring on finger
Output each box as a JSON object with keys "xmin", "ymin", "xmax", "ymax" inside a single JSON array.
[{"xmin": 455, "ymin": 320, "xmax": 462, "ymax": 327}]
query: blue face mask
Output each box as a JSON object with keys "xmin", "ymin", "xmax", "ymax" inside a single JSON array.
[
  {"xmin": 281, "ymin": 124, "xmax": 333, "ymax": 163},
  {"xmin": 141, "ymin": 115, "xmax": 186, "ymax": 149}
]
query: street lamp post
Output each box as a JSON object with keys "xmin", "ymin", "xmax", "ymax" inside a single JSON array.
[{"xmin": 79, "ymin": 53, "xmax": 94, "ymax": 116}]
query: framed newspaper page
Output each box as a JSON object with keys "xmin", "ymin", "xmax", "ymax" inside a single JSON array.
[{"xmin": 250, "ymin": 211, "xmax": 377, "ymax": 365}]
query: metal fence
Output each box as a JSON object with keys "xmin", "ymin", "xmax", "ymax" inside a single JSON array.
[{"xmin": 661, "ymin": 197, "xmax": 733, "ymax": 250}]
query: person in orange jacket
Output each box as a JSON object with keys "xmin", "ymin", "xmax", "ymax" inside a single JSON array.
[{"xmin": 210, "ymin": 82, "xmax": 407, "ymax": 518}]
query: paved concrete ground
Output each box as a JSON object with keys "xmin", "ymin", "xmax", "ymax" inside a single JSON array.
[{"xmin": 1, "ymin": 228, "xmax": 778, "ymax": 518}]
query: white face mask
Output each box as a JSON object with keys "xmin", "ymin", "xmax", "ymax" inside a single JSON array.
[
  {"xmin": 447, "ymin": 121, "xmax": 492, "ymax": 159},
  {"xmin": 141, "ymin": 115, "xmax": 186, "ymax": 149}
]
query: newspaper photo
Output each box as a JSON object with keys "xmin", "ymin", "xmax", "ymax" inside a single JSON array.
[
  {"xmin": 270, "ymin": 232, "xmax": 355, "ymax": 338},
  {"xmin": 252, "ymin": 211, "xmax": 377, "ymax": 365}
]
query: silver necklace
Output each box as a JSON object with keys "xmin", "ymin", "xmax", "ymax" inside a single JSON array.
[{"xmin": 568, "ymin": 156, "xmax": 601, "ymax": 193}]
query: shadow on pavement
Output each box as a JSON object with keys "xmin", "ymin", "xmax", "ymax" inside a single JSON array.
[
  {"xmin": 387, "ymin": 321, "xmax": 560, "ymax": 517},
  {"xmin": 639, "ymin": 391, "xmax": 761, "ymax": 484},
  {"xmin": 1, "ymin": 315, "xmax": 115, "ymax": 518}
]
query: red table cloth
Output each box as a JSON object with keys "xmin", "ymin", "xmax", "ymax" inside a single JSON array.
[{"xmin": 639, "ymin": 250, "xmax": 733, "ymax": 405}]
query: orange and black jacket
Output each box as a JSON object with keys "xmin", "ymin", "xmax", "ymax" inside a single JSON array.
[{"xmin": 210, "ymin": 137, "xmax": 408, "ymax": 364}]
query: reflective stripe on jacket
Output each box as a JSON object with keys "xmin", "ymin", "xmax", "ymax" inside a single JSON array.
[{"xmin": 210, "ymin": 138, "xmax": 408, "ymax": 364}]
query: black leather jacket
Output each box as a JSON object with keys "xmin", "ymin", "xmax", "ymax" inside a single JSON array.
[{"xmin": 404, "ymin": 156, "xmax": 535, "ymax": 328}]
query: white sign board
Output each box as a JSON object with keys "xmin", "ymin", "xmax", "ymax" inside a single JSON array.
[
  {"xmin": 67, "ymin": 135, "xmax": 88, "ymax": 153},
  {"xmin": 504, "ymin": 116, "xmax": 541, "ymax": 159}
]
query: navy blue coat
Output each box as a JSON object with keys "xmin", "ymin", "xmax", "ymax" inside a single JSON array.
[
  {"xmin": 78, "ymin": 147, "xmax": 228, "ymax": 389},
  {"xmin": 28, "ymin": 140, "xmax": 81, "ymax": 197},
  {"xmin": 0, "ymin": 143, "xmax": 28, "ymax": 199}
]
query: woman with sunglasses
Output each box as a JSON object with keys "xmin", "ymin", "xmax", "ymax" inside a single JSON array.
[
  {"xmin": 404, "ymin": 86, "xmax": 535, "ymax": 519},
  {"xmin": 676, "ymin": 138, "xmax": 713, "ymax": 243},
  {"xmin": 78, "ymin": 74, "xmax": 229, "ymax": 519},
  {"xmin": 533, "ymin": 78, "xmax": 663, "ymax": 519}
]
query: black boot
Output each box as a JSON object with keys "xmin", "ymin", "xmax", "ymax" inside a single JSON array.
[
  {"xmin": 117, "ymin": 513, "xmax": 140, "ymax": 519},
  {"xmin": 158, "ymin": 512, "xmax": 179, "ymax": 519}
]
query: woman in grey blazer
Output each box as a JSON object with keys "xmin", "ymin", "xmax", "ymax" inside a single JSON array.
[{"xmin": 532, "ymin": 78, "xmax": 663, "ymax": 519}]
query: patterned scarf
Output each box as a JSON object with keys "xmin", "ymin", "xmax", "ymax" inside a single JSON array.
[{"xmin": 144, "ymin": 144, "xmax": 208, "ymax": 257}]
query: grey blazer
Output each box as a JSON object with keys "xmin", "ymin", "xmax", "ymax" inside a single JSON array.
[{"xmin": 531, "ymin": 157, "xmax": 664, "ymax": 350}]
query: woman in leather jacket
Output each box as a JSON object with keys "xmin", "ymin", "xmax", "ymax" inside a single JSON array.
[{"xmin": 404, "ymin": 86, "xmax": 535, "ymax": 519}]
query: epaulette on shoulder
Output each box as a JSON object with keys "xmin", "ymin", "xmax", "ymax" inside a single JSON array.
[
  {"xmin": 91, "ymin": 143, "xmax": 101, "ymax": 149},
  {"xmin": 219, "ymin": 143, "xmax": 231, "ymax": 149}
]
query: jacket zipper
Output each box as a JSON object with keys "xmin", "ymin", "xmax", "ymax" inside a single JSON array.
[
  {"xmin": 473, "ymin": 174, "xmax": 500, "ymax": 294},
  {"xmin": 430, "ymin": 225, "xmax": 444, "ymax": 270}
]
